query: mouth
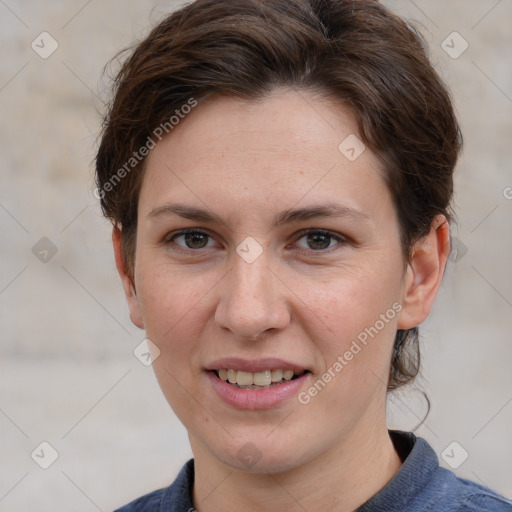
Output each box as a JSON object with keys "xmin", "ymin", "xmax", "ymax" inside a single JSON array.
[
  {"xmin": 210, "ymin": 368, "xmax": 308, "ymax": 390},
  {"xmin": 204, "ymin": 358, "xmax": 312, "ymax": 409}
]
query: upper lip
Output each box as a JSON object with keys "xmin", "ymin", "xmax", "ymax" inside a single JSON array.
[{"xmin": 205, "ymin": 357, "xmax": 308, "ymax": 373}]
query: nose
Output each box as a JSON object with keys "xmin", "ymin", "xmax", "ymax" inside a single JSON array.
[{"xmin": 214, "ymin": 254, "xmax": 291, "ymax": 340}]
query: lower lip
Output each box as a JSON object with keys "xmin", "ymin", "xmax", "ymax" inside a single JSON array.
[{"xmin": 206, "ymin": 371, "xmax": 311, "ymax": 410}]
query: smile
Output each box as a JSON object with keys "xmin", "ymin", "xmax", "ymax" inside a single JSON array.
[{"xmin": 214, "ymin": 369, "xmax": 305, "ymax": 389}]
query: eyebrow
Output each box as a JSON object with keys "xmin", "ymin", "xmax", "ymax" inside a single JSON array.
[{"xmin": 147, "ymin": 202, "xmax": 371, "ymax": 227}]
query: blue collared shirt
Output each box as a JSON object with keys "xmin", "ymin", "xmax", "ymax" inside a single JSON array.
[{"xmin": 114, "ymin": 430, "xmax": 512, "ymax": 511}]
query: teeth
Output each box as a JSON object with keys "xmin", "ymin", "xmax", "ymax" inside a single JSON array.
[
  {"xmin": 236, "ymin": 371, "xmax": 253, "ymax": 386},
  {"xmin": 215, "ymin": 368, "xmax": 303, "ymax": 387},
  {"xmin": 283, "ymin": 370, "xmax": 294, "ymax": 381},
  {"xmin": 253, "ymin": 370, "xmax": 272, "ymax": 386},
  {"xmin": 271, "ymin": 369, "xmax": 283, "ymax": 382}
]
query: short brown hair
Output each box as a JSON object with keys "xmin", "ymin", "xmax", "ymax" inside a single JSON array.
[{"xmin": 95, "ymin": 0, "xmax": 462, "ymax": 390}]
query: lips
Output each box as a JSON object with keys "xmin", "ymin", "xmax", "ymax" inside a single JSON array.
[{"xmin": 204, "ymin": 357, "xmax": 312, "ymax": 409}]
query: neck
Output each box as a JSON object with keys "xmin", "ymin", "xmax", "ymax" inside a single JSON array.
[{"xmin": 191, "ymin": 421, "xmax": 402, "ymax": 512}]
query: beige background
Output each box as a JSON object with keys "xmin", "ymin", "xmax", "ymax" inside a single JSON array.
[{"xmin": 1, "ymin": 1, "xmax": 511, "ymax": 510}]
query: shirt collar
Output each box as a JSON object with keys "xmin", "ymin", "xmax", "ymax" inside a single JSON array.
[{"xmin": 356, "ymin": 430, "xmax": 439, "ymax": 511}]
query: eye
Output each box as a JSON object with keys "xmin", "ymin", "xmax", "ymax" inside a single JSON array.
[
  {"xmin": 293, "ymin": 229, "xmax": 346, "ymax": 251},
  {"xmin": 168, "ymin": 229, "xmax": 217, "ymax": 250}
]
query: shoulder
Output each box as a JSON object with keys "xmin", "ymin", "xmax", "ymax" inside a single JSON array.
[
  {"xmin": 112, "ymin": 458, "xmax": 195, "ymax": 512},
  {"xmin": 433, "ymin": 470, "xmax": 512, "ymax": 512},
  {"xmin": 383, "ymin": 431, "xmax": 512, "ymax": 512},
  {"xmin": 113, "ymin": 488, "xmax": 166, "ymax": 512}
]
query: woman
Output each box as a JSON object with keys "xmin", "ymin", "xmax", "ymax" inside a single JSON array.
[{"xmin": 95, "ymin": 0, "xmax": 512, "ymax": 510}]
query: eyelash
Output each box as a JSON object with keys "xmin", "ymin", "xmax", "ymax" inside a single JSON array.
[{"xmin": 164, "ymin": 228, "xmax": 347, "ymax": 254}]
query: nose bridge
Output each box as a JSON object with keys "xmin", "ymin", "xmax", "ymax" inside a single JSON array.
[
  {"xmin": 215, "ymin": 252, "xmax": 289, "ymax": 339},
  {"xmin": 234, "ymin": 255, "xmax": 271, "ymax": 302}
]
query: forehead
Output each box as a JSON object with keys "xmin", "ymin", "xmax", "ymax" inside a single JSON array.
[{"xmin": 139, "ymin": 88, "xmax": 391, "ymax": 223}]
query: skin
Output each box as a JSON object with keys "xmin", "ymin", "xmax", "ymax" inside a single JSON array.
[{"xmin": 113, "ymin": 88, "xmax": 450, "ymax": 511}]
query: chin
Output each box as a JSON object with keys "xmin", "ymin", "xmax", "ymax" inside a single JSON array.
[{"xmin": 206, "ymin": 434, "xmax": 313, "ymax": 475}]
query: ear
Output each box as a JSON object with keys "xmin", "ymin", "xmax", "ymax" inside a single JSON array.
[
  {"xmin": 112, "ymin": 227, "xmax": 144, "ymax": 329},
  {"xmin": 397, "ymin": 215, "xmax": 451, "ymax": 330}
]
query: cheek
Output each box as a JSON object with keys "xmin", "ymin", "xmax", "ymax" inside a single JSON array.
[
  {"xmin": 297, "ymin": 275, "xmax": 399, "ymax": 425},
  {"xmin": 131, "ymin": 231, "xmax": 218, "ymax": 413},
  {"xmin": 135, "ymin": 263, "xmax": 214, "ymax": 414},
  {"xmin": 298, "ymin": 264, "xmax": 400, "ymax": 339},
  {"xmin": 134, "ymin": 260, "xmax": 209, "ymax": 349},
  {"xmin": 292, "ymin": 261, "xmax": 402, "ymax": 391}
]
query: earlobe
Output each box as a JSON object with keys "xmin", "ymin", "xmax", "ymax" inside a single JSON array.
[
  {"xmin": 112, "ymin": 227, "xmax": 144, "ymax": 329},
  {"xmin": 397, "ymin": 215, "xmax": 450, "ymax": 330}
]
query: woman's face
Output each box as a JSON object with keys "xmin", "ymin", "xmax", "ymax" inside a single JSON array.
[{"xmin": 124, "ymin": 89, "xmax": 414, "ymax": 472}]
